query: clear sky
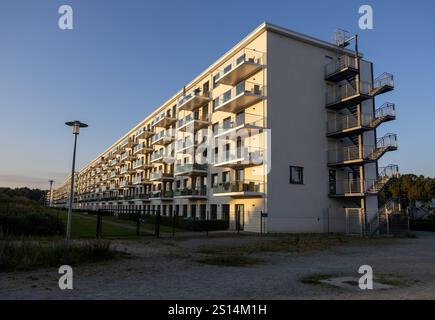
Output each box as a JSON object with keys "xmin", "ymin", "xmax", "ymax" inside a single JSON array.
[{"xmin": 0, "ymin": 0, "xmax": 434, "ymax": 190}]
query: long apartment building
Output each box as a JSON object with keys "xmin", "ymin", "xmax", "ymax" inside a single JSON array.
[{"xmin": 52, "ymin": 22, "xmax": 399, "ymax": 234}]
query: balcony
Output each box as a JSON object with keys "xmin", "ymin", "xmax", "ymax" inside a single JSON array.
[
  {"xmin": 329, "ymin": 179, "xmax": 364, "ymax": 197},
  {"xmin": 325, "ymin": 55, "xmax": 358, "ymax": 82},
  {"xmin": 214, "ymin": 146, "xmax": 264, "ymax": 168},
  {"xmin": 174, "ymin": 187, "xmax": 207, "ymax": 199},
  {"xmin": 120, "ymin": 152, "xmax": 136, "ymax": 162},
  {"xmin": 177, "ymin": 113, "xmax": 210, "ymax": 132},
  {"xmin": 152, "ymin": 112, "xmax": 177, "ymax": 128},
  {"xmin": 133, "ymin": 142, "xmax": 153, "ymax": 155},
  {"xmin": 326, "ymin": 103, "xmax": 396, "ymax": 138},
  {"xmin": 330, "ymin": 166, "xmax": 400, "ymax": 198},
  {"xmin": 149, "ymin": 190, "xmax": 174, "ymax": 200},
  {"xmin": 177, "ymin": 88, "xmax": 210, "ymax": 112},
  {"xmin": 175, "ymin": 163, "xmax": 208, "ymax": 176},
  {"xmin": 131, "ymin": 193, "xmax": 150, "ymax": 201},
  {"xmin": 327, "ymin": 134, "xmax": 398, "ymax": 166},
  {"xmin": 213, "ymin": 180, "xmax": 264, "ymax": 198},
  {"xmin": 150, "ymin": 171, "xmax": 174, "ymax": 181},
  {"xmin": 326, "ymin": 81, "xmax": 372, "ymax": 109},
  {"xmin": 151, "ymin": 129, "xmax": 175, "ymax": 146},
  {"xmin": 371, "ymin": 73, "xmax": 394, "ymax": 96},
  {"xmin": 119, "ymin": 139, "xmax": 133, "ymax": 150},
  {"xmin": 213, "ymin": 113, "xmax": 264, "ymax": 139},
  {"xmin": 213, "ymin": 81, "xmax": 265, "ymax": 113},
  {"xmin": 175, "ymin": 139, "xmax": 195, "ymax": 153},
  {"xmin": 136, "ymin": 127, "xmax": 154, "ymax": 140},
  {"xmin": 132, "ymin": 159, "xmax": 144, "ymax": 170},
  {"xmin": 215, "ymin": 48, "xmax": 264, "ymax": 86},
  {"xmin": 119, "ymin": 180, "xmax": 133, "ymax": 189},
  {"xmin": 151, "ymin": 150, "xmax": 174, "ymax": 164},
  {"xmin": 132, "ymin": 176, "xmax": 151, "ymax": 185}
]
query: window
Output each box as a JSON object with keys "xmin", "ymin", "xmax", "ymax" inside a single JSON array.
[
  {"xmin": 290, "ymin": 166, "xmax": 304, "ymax": 184},
  {"xmin": 211, "ymin": 173, "xmax": 218, "ymax": 187},
  {"xmin": 222, "ymin": 171, "xmax": 230, "ymax": 183}
]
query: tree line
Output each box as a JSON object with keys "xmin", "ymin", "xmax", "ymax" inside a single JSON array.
[{"xmin": 380, "ymin": 174, "xmax": 435, "ymax": 208}]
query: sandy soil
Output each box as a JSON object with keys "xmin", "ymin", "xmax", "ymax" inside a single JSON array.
[{"xmin": 1, "ymin": 231, "xmax": 434, "ymax": 300}]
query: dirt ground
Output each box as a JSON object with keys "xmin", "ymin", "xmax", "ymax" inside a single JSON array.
[{"xmin": 1, "ymin": 231, "xmax": 435, "ymax": 300}]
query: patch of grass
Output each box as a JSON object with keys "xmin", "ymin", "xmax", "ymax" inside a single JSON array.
[
  {"xmin": 56, "ymin": 212, "xmax": 142, "ymax": 238},
  {"xmin": 376, "ymin": 275, "xmax": 411, "ymax": 288},
  {"xmin": 299, "ymin": 274, "xmax": 338, "ymax": 288},
  {"xmin": 197, "ymin": 255, "xmax": 265, "ymax": 267},
  {"xmin": 0, "ymin": 239, "xmax": 128, "ymax": 272}
]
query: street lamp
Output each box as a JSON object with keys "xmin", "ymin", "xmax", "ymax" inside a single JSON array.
[
  {"xmin": 65, "ymin": 120, "xmax": 88, "ymax": 245},
  {"xmin": 48, "ymin": 180, "xmax": 54, "ymax": 207}
]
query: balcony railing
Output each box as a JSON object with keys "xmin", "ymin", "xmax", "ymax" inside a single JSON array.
[
  {"xmin": 132, "ymin": 158, "xmax": 144, "ymax": 169},
  {"xmin": 175, "ymin": 139, "xmax": 197, "ymax": 152},
  {"xmin": 152, "ymin": 112, "xmax": 177, "ymax": 128},
  {"xmin": 326, "ymin": 81, "xmax": 372, "ymax": 108},
  {"xmin": 150, "ymin": 171, "xmax": 174, "ymax": 181},
  {"xmin": 177, "ymin": 88, "xmax": 210, "ymax": 112},
  {"xmin": 214, "ymin": 146, "xmax": 264, "ymax": 167},
  {"xmin": 136, "ymin": 127, "xmax": 154, "ymax": 140},
  {"xmin": 213, "ymin": 180, "xmax": 264, "ymax": 197},
  {"xmin": 324, "ymin": 55, "xmax": 358, "ymax": 82},
  {"xmin": 151, "ymin": 129, "xmax": 175, "ymax": 145},
  {"xmin": 133, "ymin": 142, "xmax": 152, "ymax": 155},
  {"xmin": 327, "ymin": 103, "xmax": 396, "ymax": 136},
  {"xmin": 331, "ymin": 179, "xmax": 363, "ymax": 196},
  {"xmin": 151, "ymin": 150, "xmax": 174, "ymax": 163},
  {"xmin": 213, "ymin": 81, "xmax": 265, "ymax": 113},
  {"xmin": 328, "ymin": 135, "xmax": 397, "ymax": 165},
  {"xmin": 175, "ymin": 163, "xmax": 208, "ymax": 175},
  {"xmin": 174, "ymin": 187, "xmax": 207, "ymax": 198},
  {"xmin": 213, "ymin": 113, "xmax": 264, "ymax": 138},
  {"xmin": 149, "ymin": 190, "xmax": 174, "ymax": 199},
  {"xmin": 177, "ymin": 112, "xmax": 210, "ymax": 131},
  {"xmin": 215, "ymin": 48, "xmax": 264, "ymax": 86},
  {"xmin": 372, "ymin": 73, "xmax": 394, "ymax": 96}
]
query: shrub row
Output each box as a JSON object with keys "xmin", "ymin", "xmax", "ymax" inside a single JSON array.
[
  {"xmin": 0, "ymin": 239, "xmax": 124, "ymax": 272},
  {"xmin": 0, "ymin": 212, "xmax": 65, "ymax": 236}
]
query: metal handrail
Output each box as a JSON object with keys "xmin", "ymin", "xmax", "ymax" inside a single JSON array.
[
  {"xmin": 213, "ymin": 81, "xmax": 264, "ymax": 109},
  {"xmin": 215, "ymin": 48, "xmax": 264, "ymax": 81},
  {"xmin": 325, "ymin": 55, "xmax": 357, "ymax": 77}
]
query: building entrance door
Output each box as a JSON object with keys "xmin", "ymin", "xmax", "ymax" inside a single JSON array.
[{"xmin": 235, "ymin": 204, "xmax": 244, "ymax": 231}]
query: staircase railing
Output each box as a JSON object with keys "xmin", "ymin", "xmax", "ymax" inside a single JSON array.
[
  {"xmin": 368, "ymin": 199, "xmax": 401, "ymax": 234},
  {"xmin": 375, "ymin": 102, "xmax": 396, "ymax": 119},
  {"xmin": 377, "ymin": 133, "xmax": 398, "ymax": 149},
  {"xmin": 373, "ymin": 72, "xmax": 394, "ymax": 91}
]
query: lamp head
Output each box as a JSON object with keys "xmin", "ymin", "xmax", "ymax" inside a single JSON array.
[{"xmin": 66, "ymin": 120, "xmax": 88, "ymax": 134}]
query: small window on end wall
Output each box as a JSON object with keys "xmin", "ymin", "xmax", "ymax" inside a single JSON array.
[{"xmin": 289, "ymin": 166, "xmax": 304, "ymax": 185}]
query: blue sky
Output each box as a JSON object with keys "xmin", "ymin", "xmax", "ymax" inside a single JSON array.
[{"xmin": 0, "ymin": 0, "xmax": 434, "ymax": 189}]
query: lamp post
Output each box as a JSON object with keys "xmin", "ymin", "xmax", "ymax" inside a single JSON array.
[
  {"xmin": 48, "ymin": 180, "xmax": 54, "ymax": 207},
  {"xmin": 65, "ymin": 120, "xmax": 88, "ymax": 245}
]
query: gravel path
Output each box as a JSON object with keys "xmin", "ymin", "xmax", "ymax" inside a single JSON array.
[{"xmin": 1, "ymin": 232, "xmax": 435, "ymax": 300}]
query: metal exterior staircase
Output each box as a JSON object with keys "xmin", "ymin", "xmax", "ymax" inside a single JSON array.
[
  {"xmin": 366, "ymin": 164, "xmax": 400, "ymax": 194},
  {"xmin": 366, "ymin": 134, "xmax": 398, "ymax": 162}
]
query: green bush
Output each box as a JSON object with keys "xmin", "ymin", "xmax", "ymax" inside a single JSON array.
[
  {"xmin": 410, "ymin": 219, "xmax": 435, "ymax": 232},
  {"xmin": 0, "ymin": 212, "xmax": 65, "ymax": 236},
  {"xmin": 0, "ymin": 239, "xmax": 124, "ymax": 272}
]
